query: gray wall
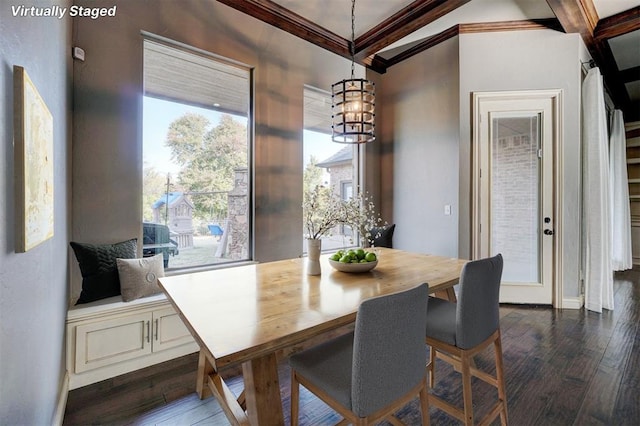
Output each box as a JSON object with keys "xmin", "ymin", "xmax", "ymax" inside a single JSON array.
[
  {"xmin": 378, "ymin": 29, "xmax": 584, "ymax": 299},
  {"xmin": 0, "ymin": 0, "xmax": 72, "ymax": 423},
  {"xmin": 377, "ymin": 37, "xmax": 460, "ymax": 257},
  {"xmin": 459, "ymin": 30, "xmax": 583, "ymax": 298},
  {"xmin": 71, "ymin": 0, "xmax": 359, "ymax": 298}
]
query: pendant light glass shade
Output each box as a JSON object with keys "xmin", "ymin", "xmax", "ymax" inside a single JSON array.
[
  {"xmin": 332, "ymin": 78, "xmax": 375, "ymax": 143},
  {"xmin": 331, "ymin": 0, "xmax": 375, "ymax": 144}
]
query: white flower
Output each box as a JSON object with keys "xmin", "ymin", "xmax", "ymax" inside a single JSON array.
[
  {"xmin": 302, "ymin": 186, "xmax": 346, "ymax": 239},
  {"xmin": 303, "ymin": 186, "xmax": 386, "ymax": 245},
  {"xmin": 341, "ymin": 190, "xmax": 386, "ymax": 246}
]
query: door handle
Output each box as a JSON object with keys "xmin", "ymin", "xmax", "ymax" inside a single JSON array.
[{"xmin": 544, "ymin": 229, "xmax": 554, "ymax": 235}]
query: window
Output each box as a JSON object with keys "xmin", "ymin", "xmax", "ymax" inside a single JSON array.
[
  {"xmin": 341, "ymin": 181, "xmax": 353, "ymax": 201},
  {"xmin": 143, "ymin": 37, "xmax": 252, "ymax": 270},
  {"xmin": 340, "ymin": 181, "xmax": 354, "ymax": 236},
  {"xmin": 303, "ymin": 86, "xmax": 359, "ymax": 252}
]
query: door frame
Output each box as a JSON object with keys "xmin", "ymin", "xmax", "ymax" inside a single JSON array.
[{"xmin": 471, "ymin": 89, "xmax": 564, "ymax": 308}]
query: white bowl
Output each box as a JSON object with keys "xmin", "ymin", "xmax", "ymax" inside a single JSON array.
[{"xmin": 329, "ymin": 259, "xmax": 378, "ymax": 273}]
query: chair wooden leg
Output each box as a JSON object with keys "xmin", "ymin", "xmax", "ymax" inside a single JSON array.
[
  {"xmin": 494, "ymin": 335, "xmax": 508, "ymax": 426},
  {"xmin": 420, "ymin": 381, "xmax": 431, "ymax": 426},
  {"xmin": 428, "ymin": 331, "xmax": 507, "ymax": 426},
  {"xmin": 291, "ymin": 370, "xmax": 300, "ymax": 426},
  {"xmin": 384, "ymin": 415, "xmax": 404, "ymax": 426},
  {"xmin": 461, "ymin": 352, "xmax": 474, "ymax": 426},
  {"xmin": 428, "ymin": 346, "xmax": 436, "ymax": 388}
]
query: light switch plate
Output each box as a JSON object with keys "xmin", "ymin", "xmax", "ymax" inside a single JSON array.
[{"xmin": 73, "ymin": 46, "xmax": 85, "ymax": 61}]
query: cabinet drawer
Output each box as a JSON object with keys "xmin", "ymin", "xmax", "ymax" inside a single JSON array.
[
  {"xmin": 154, "ymin": 308, "xmax": 193, "ymax": 351},
  {"xmin": 75, "ymin": 312, "xmax": 152, "ymax": 373}
]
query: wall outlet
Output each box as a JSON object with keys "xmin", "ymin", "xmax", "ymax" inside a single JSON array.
[{"xmin": 444, "ymin": 204, "xmax": 451, "ymax": 215}]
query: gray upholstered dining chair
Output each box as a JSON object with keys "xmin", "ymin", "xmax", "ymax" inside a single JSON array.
[
  {"xmin": 425, "ymin": 254, "xmax": 507, "ymax": 426},
  {"xmin": 289, "ymin": 283, "xmax": 430, "ymax": 426}
]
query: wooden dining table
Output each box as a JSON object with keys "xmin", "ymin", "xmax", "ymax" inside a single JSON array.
[{"xmin": 158, "ymin": 247, "xmax": 467, "ymax": 425}]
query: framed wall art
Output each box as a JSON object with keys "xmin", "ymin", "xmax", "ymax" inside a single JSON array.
[{"xmin": 14, "ymin": 65, "xmax": 54, "ymax": 252}]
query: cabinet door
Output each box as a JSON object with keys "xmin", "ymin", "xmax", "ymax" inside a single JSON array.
[
  {"xmin": 75, "ymin": 312, "xmax": 152, "ymax": 373},
  {"xmin": 153, "ymin": 307, "xmax": 194, "ymax": 352}
]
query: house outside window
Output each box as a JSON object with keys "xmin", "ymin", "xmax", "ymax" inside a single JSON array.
[{"xmin": 143, "ymin": 37, "xmax": 253, "ymax": 270}]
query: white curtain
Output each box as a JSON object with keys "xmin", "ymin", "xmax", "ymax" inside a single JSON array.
[
  {"xmin": 582, "ymin": 67, "xmax": 614, "ymax": 313},
  {"xmin": 609, "ymin": 109, "xmax": 632, "ymax": 271}
]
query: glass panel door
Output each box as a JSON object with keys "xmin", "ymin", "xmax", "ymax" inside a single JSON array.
[
  {"xmin": 490, "ymin": 114, "xmax": 541, "ymax": 284},
  {"xmin": 474, "ymin": 90, "xmax": 560, "ymax": 305}
]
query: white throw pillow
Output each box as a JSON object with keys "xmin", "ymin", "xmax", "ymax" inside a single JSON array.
[{"xmin": 116, "ymin": 254, "xmax": 165, "ymax": 302}]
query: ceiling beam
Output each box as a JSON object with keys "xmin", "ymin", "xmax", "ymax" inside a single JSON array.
[
  {"xmin": 361, "ymin": 55, "xmax": 389, "ymax": 75},
  {"xmin": 594, "ymin": 6, "xmax": 640, "ymax": 39},
  {"xmin": 219, "ymin": 0, "xmax": 638, "ymax": 120},
  {"xmin": 215, "ymin": 0, "xmax": 350, "ymax": 59},
  {"xmin": 458, "ymin": 18, "xmax": 562, "ymax": 34},
  {"xmin": 377, "ymin": 18, "xmax": 561, "ymax": 72},
  {"xmin": 620, "ymin": 66, "xmax": 640, "ymax": 83},
  {"xmin": 354, "ymin": 0, "xmax": 471, "ymax": 61},
  {"xmin": 594, "ymin": 7, "xmax": 640, "ymax": 121},
  {"xmin": 382, "ymin": 24, "xmax": 459, "ymax": 69},
  {"xmin": 547, "ymin": 0, "xmax": 638, "ymax": 121},
  {"xmin": 545, "ymin": 0, "xmax": 598, "ymax": 38}
]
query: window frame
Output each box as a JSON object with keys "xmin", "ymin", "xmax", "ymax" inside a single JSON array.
[
  {"xmin": 142, "ymin": 33, "xmax": 255, "ymax": 273},
  {"xmin": 302, "ymin": 85, "xmax": 365, "ymax": 253}
]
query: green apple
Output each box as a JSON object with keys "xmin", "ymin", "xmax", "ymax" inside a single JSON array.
[{"xmin": 364, "ymin": 252, "xmax": 377, "ymax": 262}]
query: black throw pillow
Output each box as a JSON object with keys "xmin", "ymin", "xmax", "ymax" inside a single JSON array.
[
  {"xmin": 71, "ymin": 238, "xmax": 137, "ymax": 304},
  {"xmin": 369, "ymin": 224, "xmax": 396, "ymax": 248}
]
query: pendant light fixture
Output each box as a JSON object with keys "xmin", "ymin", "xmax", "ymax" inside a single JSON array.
[{"xmin": 331, "ymin": 0, "xmax": 375, "ymax": 144}]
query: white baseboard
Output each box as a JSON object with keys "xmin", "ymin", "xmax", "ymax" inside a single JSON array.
[
  {"xmin": 52, "ymin": 371, "xmax": 69, "ymax": 426},
  {"xmin": 562, "ymin": 295, "xmax": 584, "ymax": 310}
]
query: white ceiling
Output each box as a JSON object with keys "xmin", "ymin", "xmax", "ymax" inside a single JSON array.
[
  {"xmin": 592, "ymin": 0, "xmax": 640, "ymax": 19},
  {"xmin": 272, "ymin": 0, "xmax": 417, "ymax": 39},
  {"xmin": 378, "ymin": 0, "xmax": 556, "ymax": 54},
  {"xmin": 271, "ymin": 0, "xmax": 639, "ymax": 114},
  {"xmin": 273, "ymin": 0, "xmax": 637, "ymax": 46},
  {"xmin": 609, "ymin": 30, "xmax": 640, "ymax": 70}
]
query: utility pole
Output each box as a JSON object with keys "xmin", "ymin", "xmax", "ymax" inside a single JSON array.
[{"xmin": 165, "ymin": 173, "xmax": 170, "ymax": 226}]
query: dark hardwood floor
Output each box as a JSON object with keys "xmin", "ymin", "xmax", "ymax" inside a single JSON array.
[{"xmin": 64, "ymin": 270, "xmax": 640, "ymax": 425}]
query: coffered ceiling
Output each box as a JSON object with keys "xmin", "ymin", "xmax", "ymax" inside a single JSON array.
[{"xmin": 216, "ymin": 0, "xmax": 640, "ymax": 122}]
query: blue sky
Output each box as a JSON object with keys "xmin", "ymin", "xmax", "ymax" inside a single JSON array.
[{"xmin": 143, "ymin": 96, "xmax": 342, "ymax": 182}]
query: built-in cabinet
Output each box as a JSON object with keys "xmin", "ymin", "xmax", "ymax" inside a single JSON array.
[{"xmin": 67, "ymin": 294, "xmax": 198, "ymax": 389}]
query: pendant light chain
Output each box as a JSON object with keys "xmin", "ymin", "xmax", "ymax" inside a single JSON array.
[
  {"xmin": 350, "ymin": 0, "xmax": 355, "ymax": 80},
  {"xmin": 331, "ymin": 0, "xmax": 376, "ymax": 144}
]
